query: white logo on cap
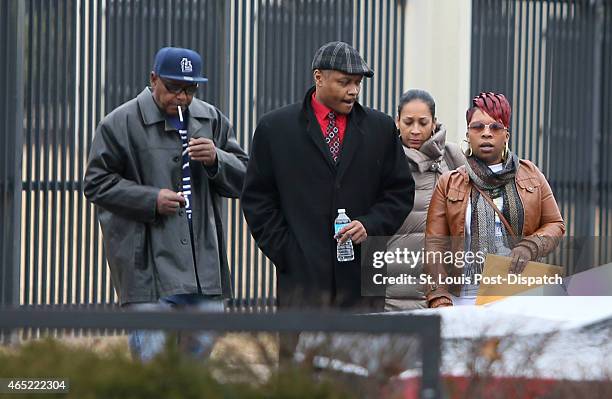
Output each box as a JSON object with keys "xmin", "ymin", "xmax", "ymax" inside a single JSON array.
[{"xmin": 180, "ymin": 58, "xmax": 193, "ymax": 73}]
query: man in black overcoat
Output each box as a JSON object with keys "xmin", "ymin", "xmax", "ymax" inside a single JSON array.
[{"xmin": 242, "ymin": 41, "xmax": 415, "ymax": 310}]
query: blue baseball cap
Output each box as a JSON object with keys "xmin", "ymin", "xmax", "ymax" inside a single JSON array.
[{"xmin": 153, "ymin": 47, "xmax": 208, "ymax": 83}]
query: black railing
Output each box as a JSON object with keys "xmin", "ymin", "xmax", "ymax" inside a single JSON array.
[{"xmin": 0, "ymin": 309, "xmax": 442, "ymax": 399}]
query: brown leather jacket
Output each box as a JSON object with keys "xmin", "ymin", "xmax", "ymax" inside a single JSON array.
[{"xmin": 424, "ymin": 159, "xmax": 565, "ymax": 303}]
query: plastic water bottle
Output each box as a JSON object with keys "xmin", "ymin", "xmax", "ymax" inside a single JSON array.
[{"xmin": 335, "ymin": 209, "xmax": 355, "ymax": 262}]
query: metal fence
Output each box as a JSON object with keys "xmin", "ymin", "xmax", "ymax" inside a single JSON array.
[
  {"xmin": 0, "ymin": 309, "xmax": 442, "ymax": 399},
  {"xmin": 0, "ymin": 0, "xmax": 406, "ymax": 307},
  {"xmin": 3, "ymin": 0, "xmax": 610, "ymax": 309},
  {"xmin": 470, "ymin": 0, "xmax": 612, "ymax": 274}
]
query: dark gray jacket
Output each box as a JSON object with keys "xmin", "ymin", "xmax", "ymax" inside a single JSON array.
[{"xmin": 84, "ymin": 88, "xmax": 248, "ymax": 305}]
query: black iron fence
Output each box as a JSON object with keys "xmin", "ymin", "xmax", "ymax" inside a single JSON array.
[
  {"xmin": 0, "ymin": 309, "xmax": 442, "ymax": 399},
  {"xmin": 0, "ymin": 0, "xmax": 406, "ymax": 308},
  {"xmin": 471, "ymin": 0, "xmax": 612, "ymax": 274},
  {"xmin": 2, "ymin": 0, "xmax": 611, "ymax": 309}
]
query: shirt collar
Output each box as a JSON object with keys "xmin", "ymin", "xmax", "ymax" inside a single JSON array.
[{"xmin": 311, "ymin": 91, "xmax": 336, "ymax": 121}]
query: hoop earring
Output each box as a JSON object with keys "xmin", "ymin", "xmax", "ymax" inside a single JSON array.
[
  {"xmin": 503, "ymin": 141, "xmax": 509, "ymax": 161},
  {"xmin": 462, "ymin": 139, "xmax": 473, "ymax": 157}
]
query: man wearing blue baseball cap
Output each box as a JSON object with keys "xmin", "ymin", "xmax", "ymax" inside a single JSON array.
[{"xmin": 84, "ymin": 46, "xmax": 248, "ymax": 361}]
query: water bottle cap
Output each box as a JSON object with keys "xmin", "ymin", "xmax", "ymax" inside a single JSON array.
[{"xmin": 337, "ymin": 208, "xmax": 346, "ymax": 213}]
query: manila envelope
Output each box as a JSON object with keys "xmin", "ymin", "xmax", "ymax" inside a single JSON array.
[{"xmin": 475, "ymin": 254, "xmax": 564, "ymax": 305}]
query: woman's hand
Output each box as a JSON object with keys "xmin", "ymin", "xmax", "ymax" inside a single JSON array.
[
  {"xmin": 429, "ymin": 296, "xmax": 453, "ymax": 308},
  {"xmin": 509, "ymin": 245, "xmax": 534, "ymax": 273}
]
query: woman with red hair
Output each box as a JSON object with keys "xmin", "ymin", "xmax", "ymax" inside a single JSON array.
[{"xmin": 424, "ymin": 92, "xmax": 565, "ymax": 307}]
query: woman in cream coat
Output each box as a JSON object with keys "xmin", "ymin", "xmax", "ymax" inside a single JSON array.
[{"xmin": 385, "ymin": 90, "xmax": 464, "ymax": 311}]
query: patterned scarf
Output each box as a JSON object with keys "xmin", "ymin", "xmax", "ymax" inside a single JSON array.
[{"xmin": 465, "ymin": 153, "xmax": 524, "ymax": 276}]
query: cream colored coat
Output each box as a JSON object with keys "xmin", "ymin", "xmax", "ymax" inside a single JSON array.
[{"xmin": 385, "ymin": 125, "xmax": 465, "ymax": 310}]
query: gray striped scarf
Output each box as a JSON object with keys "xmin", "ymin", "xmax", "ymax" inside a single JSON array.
[{"xmin": 464, "ymin": 153, "xmax": 524, "ymax": 277}]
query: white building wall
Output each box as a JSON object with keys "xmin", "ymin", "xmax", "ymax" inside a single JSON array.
[{"xmin": 402, "ymin": 0, "xmax": 472, "ymax": 146}]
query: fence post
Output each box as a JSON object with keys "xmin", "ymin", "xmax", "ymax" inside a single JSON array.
[
  {"xmin": 590, "ymin": 0, "xmax": 604, "ymax": 255},
  {"xmin": 0, "ymin": 0, "xmax": 25, "ymax": 345},
  {"xmin": 1, "ymin": 0, "xmax": 25, "ymax": 308},
  {"xmin": 420, "ymin": 316, "xmax": 442, "ymax": 399}
]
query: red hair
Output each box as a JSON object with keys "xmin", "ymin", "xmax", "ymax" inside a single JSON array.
[{"xmin": 466, "ymin": 92, "xmax": 511, "ymax": 128}]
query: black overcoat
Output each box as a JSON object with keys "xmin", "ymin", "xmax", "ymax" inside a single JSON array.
[{"xmin": 241, "ymin": 87, "xmax": 415, "ymax": 309}]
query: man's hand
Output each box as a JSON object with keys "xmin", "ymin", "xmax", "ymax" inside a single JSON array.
[
  {"xmin": 156, "ymin": 189, "xmax": 186, "ymax": 215},
  {"xmin": 335, "ymin": 220, "xmax": 367, "ymax": 244},
  {"xmin": 509, "ymin": 245, "xmax": 533, "ymax": 274},
  {"xmin": 188, "ymin": 137, "xmax": 217, "ymax": 166}
]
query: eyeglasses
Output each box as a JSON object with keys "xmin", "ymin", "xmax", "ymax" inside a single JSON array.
[
  {"xmin": 468, "ymin": 122, "xmax": 507, "ymax": 134},
  {"xmin": 160, "ymin": 78, "xmax": 198, "ymax": 96}
]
